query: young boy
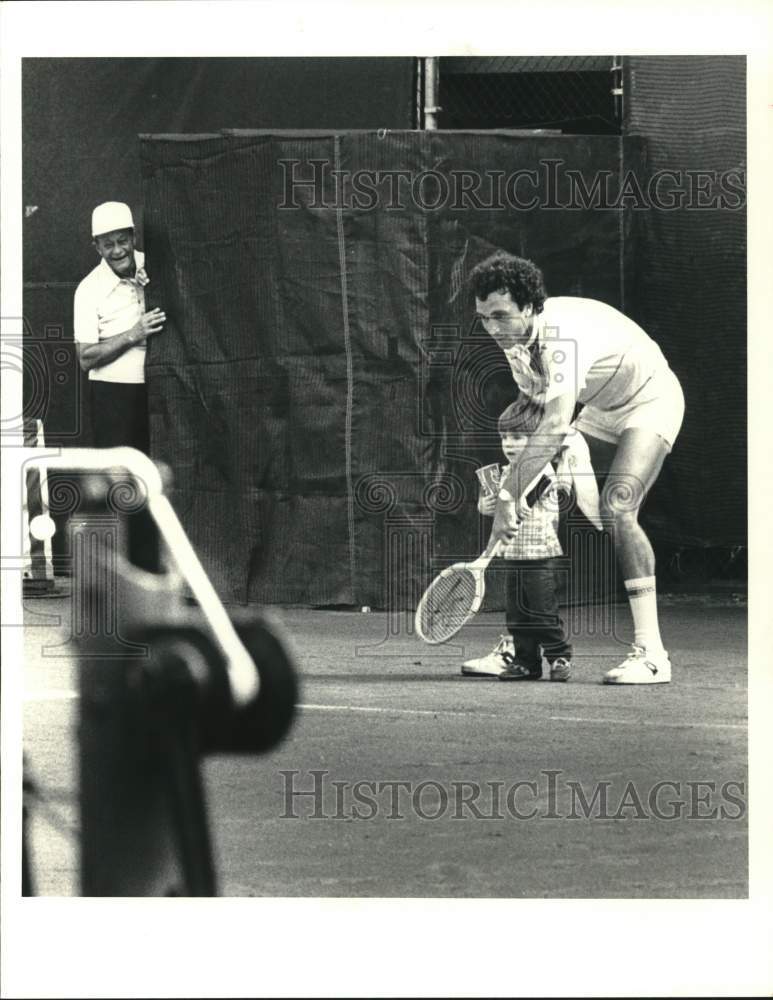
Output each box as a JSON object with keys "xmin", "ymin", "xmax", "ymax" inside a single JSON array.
[{"xmin": 462, "ymin": 400, "xmax": 573, "ymax": 682}]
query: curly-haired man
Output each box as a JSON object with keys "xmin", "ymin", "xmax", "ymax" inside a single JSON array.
[{"xmin": 469, "ymin": 251, "xmax": 684, "ymax": 684}]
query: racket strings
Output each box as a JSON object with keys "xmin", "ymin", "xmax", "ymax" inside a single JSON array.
[{"xmin": 419, "ymin": 568, "xmax": 478, "ymax": 642}]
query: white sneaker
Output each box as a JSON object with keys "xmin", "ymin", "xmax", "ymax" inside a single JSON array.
[
  {"xmin": 462, "ymin": 635, "xmax": 515, "ymax": 677},
  {"xmin": 603, "ymin": 645, "xmax": 671, "ymax": 685}
]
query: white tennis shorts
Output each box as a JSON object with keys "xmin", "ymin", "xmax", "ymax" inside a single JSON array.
[{"xmin": 574, "ymin": 366, "xmax": 685, "ymax": 453}]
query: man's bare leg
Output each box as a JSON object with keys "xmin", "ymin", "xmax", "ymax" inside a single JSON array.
[{"xmin": 583, "ymin": 428, "xmax": 672, "ymax": 683}]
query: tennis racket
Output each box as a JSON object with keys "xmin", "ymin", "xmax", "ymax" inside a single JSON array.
[
  {"xmin": 415, "ymin": 535, "xmax": 504, "ymax": 644},
  {"xmin": 414, "ymin": 468, "xmax": 554, "ymax": 644}
]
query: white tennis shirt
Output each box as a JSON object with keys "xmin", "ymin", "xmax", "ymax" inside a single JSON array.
[
  {"xmin": 504, "ymin": 297, "xmax": 669, "ymax": 410},
  {"xmin": 73, "ymin": 250, "xmax": 148, "ymax": 383}
]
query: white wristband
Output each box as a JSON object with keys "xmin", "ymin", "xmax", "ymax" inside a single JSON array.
[{"xmin": 498, "ymin": 487, "xmax": 515, "ymax": 502}]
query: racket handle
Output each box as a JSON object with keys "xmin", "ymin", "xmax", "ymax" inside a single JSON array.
[
  {"xmin": 500, "ymin": 468, "xmax": 553, "ymax": 522},
  {"xmin": 468, "ymin": 536, "xmax": 504, "ymax": 570},
  {"xmin": 523, "ymin": 474, "xmax": 553, "ymax": 509},
  {"xmin": 483, "ymin": 537, "xmax": 504, "ymax": 558}
]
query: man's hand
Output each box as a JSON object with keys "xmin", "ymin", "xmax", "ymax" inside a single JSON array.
[
  {"xmin": 76, "ymin": 307, "xmax": 167, "ymax": 373},
  {"xmin": 133, "ymin": 308, "xmax": 166, "ymax": 343},
  {"xmin": 490, "ymin": 498, "xmax": 521, "ymax": 545}
]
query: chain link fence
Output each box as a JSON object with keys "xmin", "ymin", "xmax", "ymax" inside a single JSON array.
[{"xmin": 438, "ymin": 56, "xmax": 620, "ymax": 134}]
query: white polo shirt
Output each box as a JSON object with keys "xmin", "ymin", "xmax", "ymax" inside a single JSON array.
[
  {"xmin": 73, "ymin": 250, "xmax": 148, "ymax": 383},
  {"xmin": 504, "ymin": 297, "xmax": 669, "ymax": 410}
]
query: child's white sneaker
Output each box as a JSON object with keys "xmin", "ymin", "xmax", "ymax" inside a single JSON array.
[
  {"xmin": 462, "ymin": 635, "xmax": 515, "ymax": 677},
  {"xmin": 603, "ymin": 645, "xmax": 671, "ymax": 685}
]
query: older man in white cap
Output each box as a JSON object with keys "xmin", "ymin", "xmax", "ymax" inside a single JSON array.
[{"xmin": 74, "ymin": 201, "xmax": 165, "ymax": 453}]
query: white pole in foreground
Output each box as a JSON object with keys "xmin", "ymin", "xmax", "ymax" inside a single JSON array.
[{"xmin": 21, "ymin": 447, "xmax": 260, "ymax": 706}]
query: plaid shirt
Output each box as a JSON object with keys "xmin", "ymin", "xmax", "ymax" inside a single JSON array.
[{"xmin": 481, "ymin": 463, "xmax": 563, "ymax": 561}]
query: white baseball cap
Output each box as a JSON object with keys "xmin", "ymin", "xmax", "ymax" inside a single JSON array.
[{"xmin": 91, "ymin": 201, "xmax": 134, "ymax": 237}]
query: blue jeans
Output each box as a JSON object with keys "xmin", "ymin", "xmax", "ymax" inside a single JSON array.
[{"xmin": 505, "ymin": 558, "xmax": 572, "ymax": 669}]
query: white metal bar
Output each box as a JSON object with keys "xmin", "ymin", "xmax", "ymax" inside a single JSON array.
[{"xmin": 21, "ymin": 447, "xmax": 259, "ymax": 706}]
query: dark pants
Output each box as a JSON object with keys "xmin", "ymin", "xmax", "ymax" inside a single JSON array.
[
  {"xmin": 90, "ymin": 381, "xmax": 157, "ymax": 570},
  {"xmin": 91, "ymin": 382, "xmax": 149, "ymax": 453},
  {"xmin": 505, "ymin": 558, "xmax": 572, "ymax": 670}
]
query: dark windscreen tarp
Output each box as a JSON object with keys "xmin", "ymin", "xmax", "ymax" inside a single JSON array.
[
  {"xmin": 140, "ymin": 129, "xmax": 743, "ymax": 606},
  {"xmin": 623, "ymin": 56, "xmax": 747, "ymax": 548}
]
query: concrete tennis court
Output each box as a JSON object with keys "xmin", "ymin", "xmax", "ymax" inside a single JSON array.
[{"xmin": 23, "ymin": 593, "xmax": 747, "ymax": 898}]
